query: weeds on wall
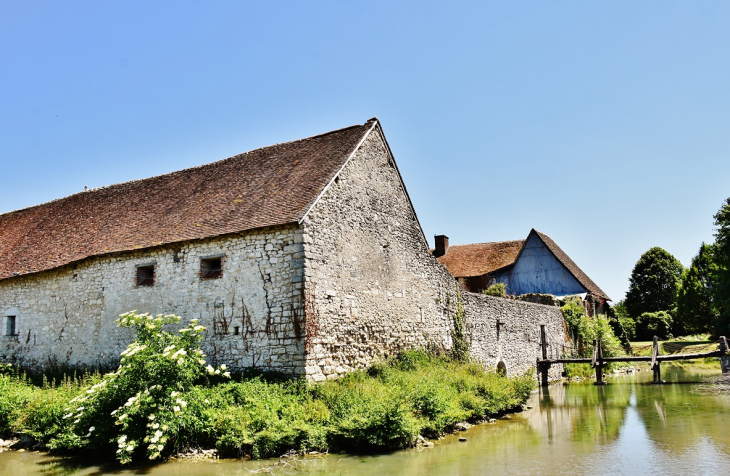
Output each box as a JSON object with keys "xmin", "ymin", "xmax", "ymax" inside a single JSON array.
[
  {"xmin": 451, "ymin": 284, "xmax": 470, "ymax": 362},
  {"xmin": 482, "ymin": 283, "xmax": 506, "ymax": 297}
]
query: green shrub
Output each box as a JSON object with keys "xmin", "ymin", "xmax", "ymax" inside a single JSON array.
[
  {"xmin": 561, "ymin": 297, "xmax": 585, "ymax": 343},
  {"xmin": 578, "ymin": 314, "xmax": 622, "ymax": 357},
  {"xmin": 636, "ymin": 311, "xmax": 673, "ymax": 340},
  {"xmin": 619, "ymin": 317, "xmax": 636, "ymax": 340},
  {"xmin": 482, "ymin": 283, "xmax": 506, "ymax": 297},
  {"xmin": 0, "ymin": 373, "xmax": 34, "ymax": 437},
  {"xmin": 48, "ymin": 312, "xmax": 228, "ymax": 463},
  {"xmin": 561, "ymin": 297, "xmax": 624, "ymax": 358}
]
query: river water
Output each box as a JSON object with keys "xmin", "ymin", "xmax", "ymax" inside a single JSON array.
[{"xmin": 2, "ymin": 364, "xmax": 729, "ymax": 475}]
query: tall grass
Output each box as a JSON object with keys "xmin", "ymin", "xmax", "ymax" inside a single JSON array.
[
  {"xmin": 0, "ymin": 313, "xmax": 535, "ymax": 464},
  {"xmin": 0, "ymin": 350, "xmax": 533, "ymax": 461},
  {"xmin": 0, "ymin": 369, "xmax": 99, "ymax": 441}
]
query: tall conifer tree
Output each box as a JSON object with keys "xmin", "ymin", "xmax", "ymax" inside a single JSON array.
[
  {"xmin": 712, "ymin": 198, "xmax": 730, "ymax": 337},
  {"xmin": 676, "ymin": 243, "xmax": 716, "ymax": 334}
]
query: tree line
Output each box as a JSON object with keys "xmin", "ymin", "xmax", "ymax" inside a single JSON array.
[{"xmin": 615, "ymin": 197, "xmax": 730, "ymax": 341}]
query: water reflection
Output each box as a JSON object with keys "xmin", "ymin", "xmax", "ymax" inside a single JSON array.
[{"xmin": 1, "ymin": 365, "xmax": 728, "ymax": 475}]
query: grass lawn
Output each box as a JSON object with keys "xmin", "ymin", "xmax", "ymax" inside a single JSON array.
[{"xmin": 631, "ymin": 334, "xmax": 716, "ymax": 356}]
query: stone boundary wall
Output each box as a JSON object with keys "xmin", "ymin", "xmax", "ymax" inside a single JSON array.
[
  {"xmin": 462, "ymin": 292, "xmax": 565, "ymax": 380},
  {"xmin": 301, "ymin": 124, "xmax": 566, "ymax": 382},
  {"xmin": 0, "ymin": 226, "xmax": 306, "ymax": 374}
]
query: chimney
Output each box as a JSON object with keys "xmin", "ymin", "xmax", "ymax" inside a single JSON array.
[{"xmin": 434, "ymin": 235, "xmax": 449, "ymax": 258}]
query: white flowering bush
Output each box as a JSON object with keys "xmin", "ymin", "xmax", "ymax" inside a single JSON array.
[{"xmin": 49, "ymin": 311, "xmax": 227, "ymax": 464}]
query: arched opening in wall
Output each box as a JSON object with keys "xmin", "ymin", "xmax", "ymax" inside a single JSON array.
[{"xmin": 496, "ymin": 360, "xmax": 507, "ymax": 376}]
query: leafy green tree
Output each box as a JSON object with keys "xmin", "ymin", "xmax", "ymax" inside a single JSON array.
[
  {"xmin": 712, "ymin": 198, "xmax": 730, "ymax": 337},
  {"xmin": 676, "ymin": 243, "xmax": 717, "ymax": 335},
  {"xmin": 625, "ymin": 247, "xmax": 684, "ymax": 319}
]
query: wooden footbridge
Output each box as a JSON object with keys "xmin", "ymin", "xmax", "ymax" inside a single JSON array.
[{"xmin": 536, "ymin": 324, "xmax": 730, "ymax": 386}]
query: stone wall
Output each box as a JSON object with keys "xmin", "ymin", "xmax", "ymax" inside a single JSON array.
[
  {"xmin": 301, "ymin": 124, "xmax": 565, "ymax": 381},
  {"xmin": 463, "ymin": 292, "xmax": 565, "ymax": 381},
  {"xmin": 300, "ymin": 126, "xmax": 455, "ymax": 380},
  {"xmin": 0, "ymin": 226, "xmax": 306, "ymax": 374}
]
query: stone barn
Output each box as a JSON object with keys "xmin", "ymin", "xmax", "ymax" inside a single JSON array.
[{"xmin": 0, "ymin": 118, "xmax": 566, "ymax": 381}]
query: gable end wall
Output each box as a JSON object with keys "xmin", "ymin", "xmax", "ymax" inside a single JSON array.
[
  {"xmin": 301, "ymin": 127, "xmax": 565, "ymax": 381},
  {"xmin": 495, "ymin": 233, "xmax": 586, "ymax": 296}
]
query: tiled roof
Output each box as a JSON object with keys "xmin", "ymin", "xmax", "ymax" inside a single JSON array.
[
  {"xmin": 532, "ymin": 230, "xmax": 611, "ymax": 301},
  {"xmin": 436, "ymin": 240, "xmax": 524, "ymax": 278},
  {"xmin": 435, "ymin": 230, "xmax": 611, "ymax": 301},
  {"xmin": 0, "ymin": 119, "xmax": 376, "ymax": 281}
]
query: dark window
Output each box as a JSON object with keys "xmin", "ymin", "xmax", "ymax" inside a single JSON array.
[
  {"xmin": 6, "ymin": 316, "xmax": 16, "ymax": 336},
  {"xmin": 200, "ymin": 257, "xmax": 223, "ymax": 279},
  {"xmin": 136, "ymin": 265, "xmax": 155, "ymax": 287}
]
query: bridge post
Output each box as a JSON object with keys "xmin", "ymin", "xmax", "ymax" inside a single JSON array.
[
  {"xmin": 720, "ymin": 336, "xmax": 729, "ymax": 374},
  {"xmin": 540, "ymin": 325, "xmax": 548, "ymax": 361},
  {"xmin": 651, "ymin": 336, "xmax": 664, "ymax": 384},
  {"xmin": 537, "ymin": 361, "xmax": 550, "ymax": 386},
  {"xmin": 538, "ymin": 325, "xmax": 550, "ymax": 386},
  {"xmin": 593, "ymin": 339, "xmax": 607, "ymax": 385}
]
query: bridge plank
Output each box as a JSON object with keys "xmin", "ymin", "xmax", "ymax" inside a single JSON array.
[{"xmin": 542, "ymin": 350, "xmax": 723, "ymax": 364}]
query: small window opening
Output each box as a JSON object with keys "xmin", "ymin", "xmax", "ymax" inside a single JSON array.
[
  {"xmin": 6, "ymin": 316, "xmax": 16, "ymax": 337},
  {"xmin": 200, "ymin": 257, "xmax": 223, "ymax": 279},
  {"xmin": 136, "ymin": 265, "xmax": 155, "ymax": 287}
]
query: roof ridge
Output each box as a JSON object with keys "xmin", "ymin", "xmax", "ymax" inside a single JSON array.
[
  {"xmin": 448, "ymin": 239, "xmax": 525, "ymax": 247},
  {"xmin": 263, "ymin": 119, "xmax": 375, "ymax": 152}
]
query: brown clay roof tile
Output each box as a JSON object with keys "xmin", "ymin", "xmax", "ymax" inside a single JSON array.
[
  {"xmin": 0, "ymin": 119, "xmax": 376, "ymax": 281},
  {"xmin": 436, "ymin": 240, "xmax": 524, "ymax": 278}
]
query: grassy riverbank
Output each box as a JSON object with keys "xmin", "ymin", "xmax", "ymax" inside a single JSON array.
[{"xmin": 0, "ymin": 315, "xmax": 534, "ymax": 463}]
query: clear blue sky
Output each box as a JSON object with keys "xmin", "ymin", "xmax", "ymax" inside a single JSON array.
[{"xmin": 2, "ymin": 1, "xmax": 729, "ymax": 302}]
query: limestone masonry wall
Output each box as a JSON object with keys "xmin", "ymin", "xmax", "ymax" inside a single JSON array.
[
  {"xmin": 463, "ymin": 293, "xmax": 565, "ymax": 381},
  {"xmin": 301, "ymin": 127, "xmax": 455, "ymax": 380},
  {"xmin": 301, "ymin": 125, "xmax": 565, "ymax": 381},
  {"xmin": 0, "ymin": 226, "xmax": 306, "ymax": 374}
]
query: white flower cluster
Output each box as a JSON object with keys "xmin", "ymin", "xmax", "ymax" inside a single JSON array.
[
  {"xmin": 205, "ymin": 363, "xmax": 230, "ymax": 377},
  {"xmin": 117, "ymin": 311, "xmax": 180, "ymax": 329},
  {"xmin": 116, "ymin": 434, "xmax": 136, "ymax": 458},
  {"xmin": 120, "ymin": 343, "xmax": 147, "ymax": 359},
  {"xmin": 63, "ymin": 312, "xmax": 235, "ymax": 464}
]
